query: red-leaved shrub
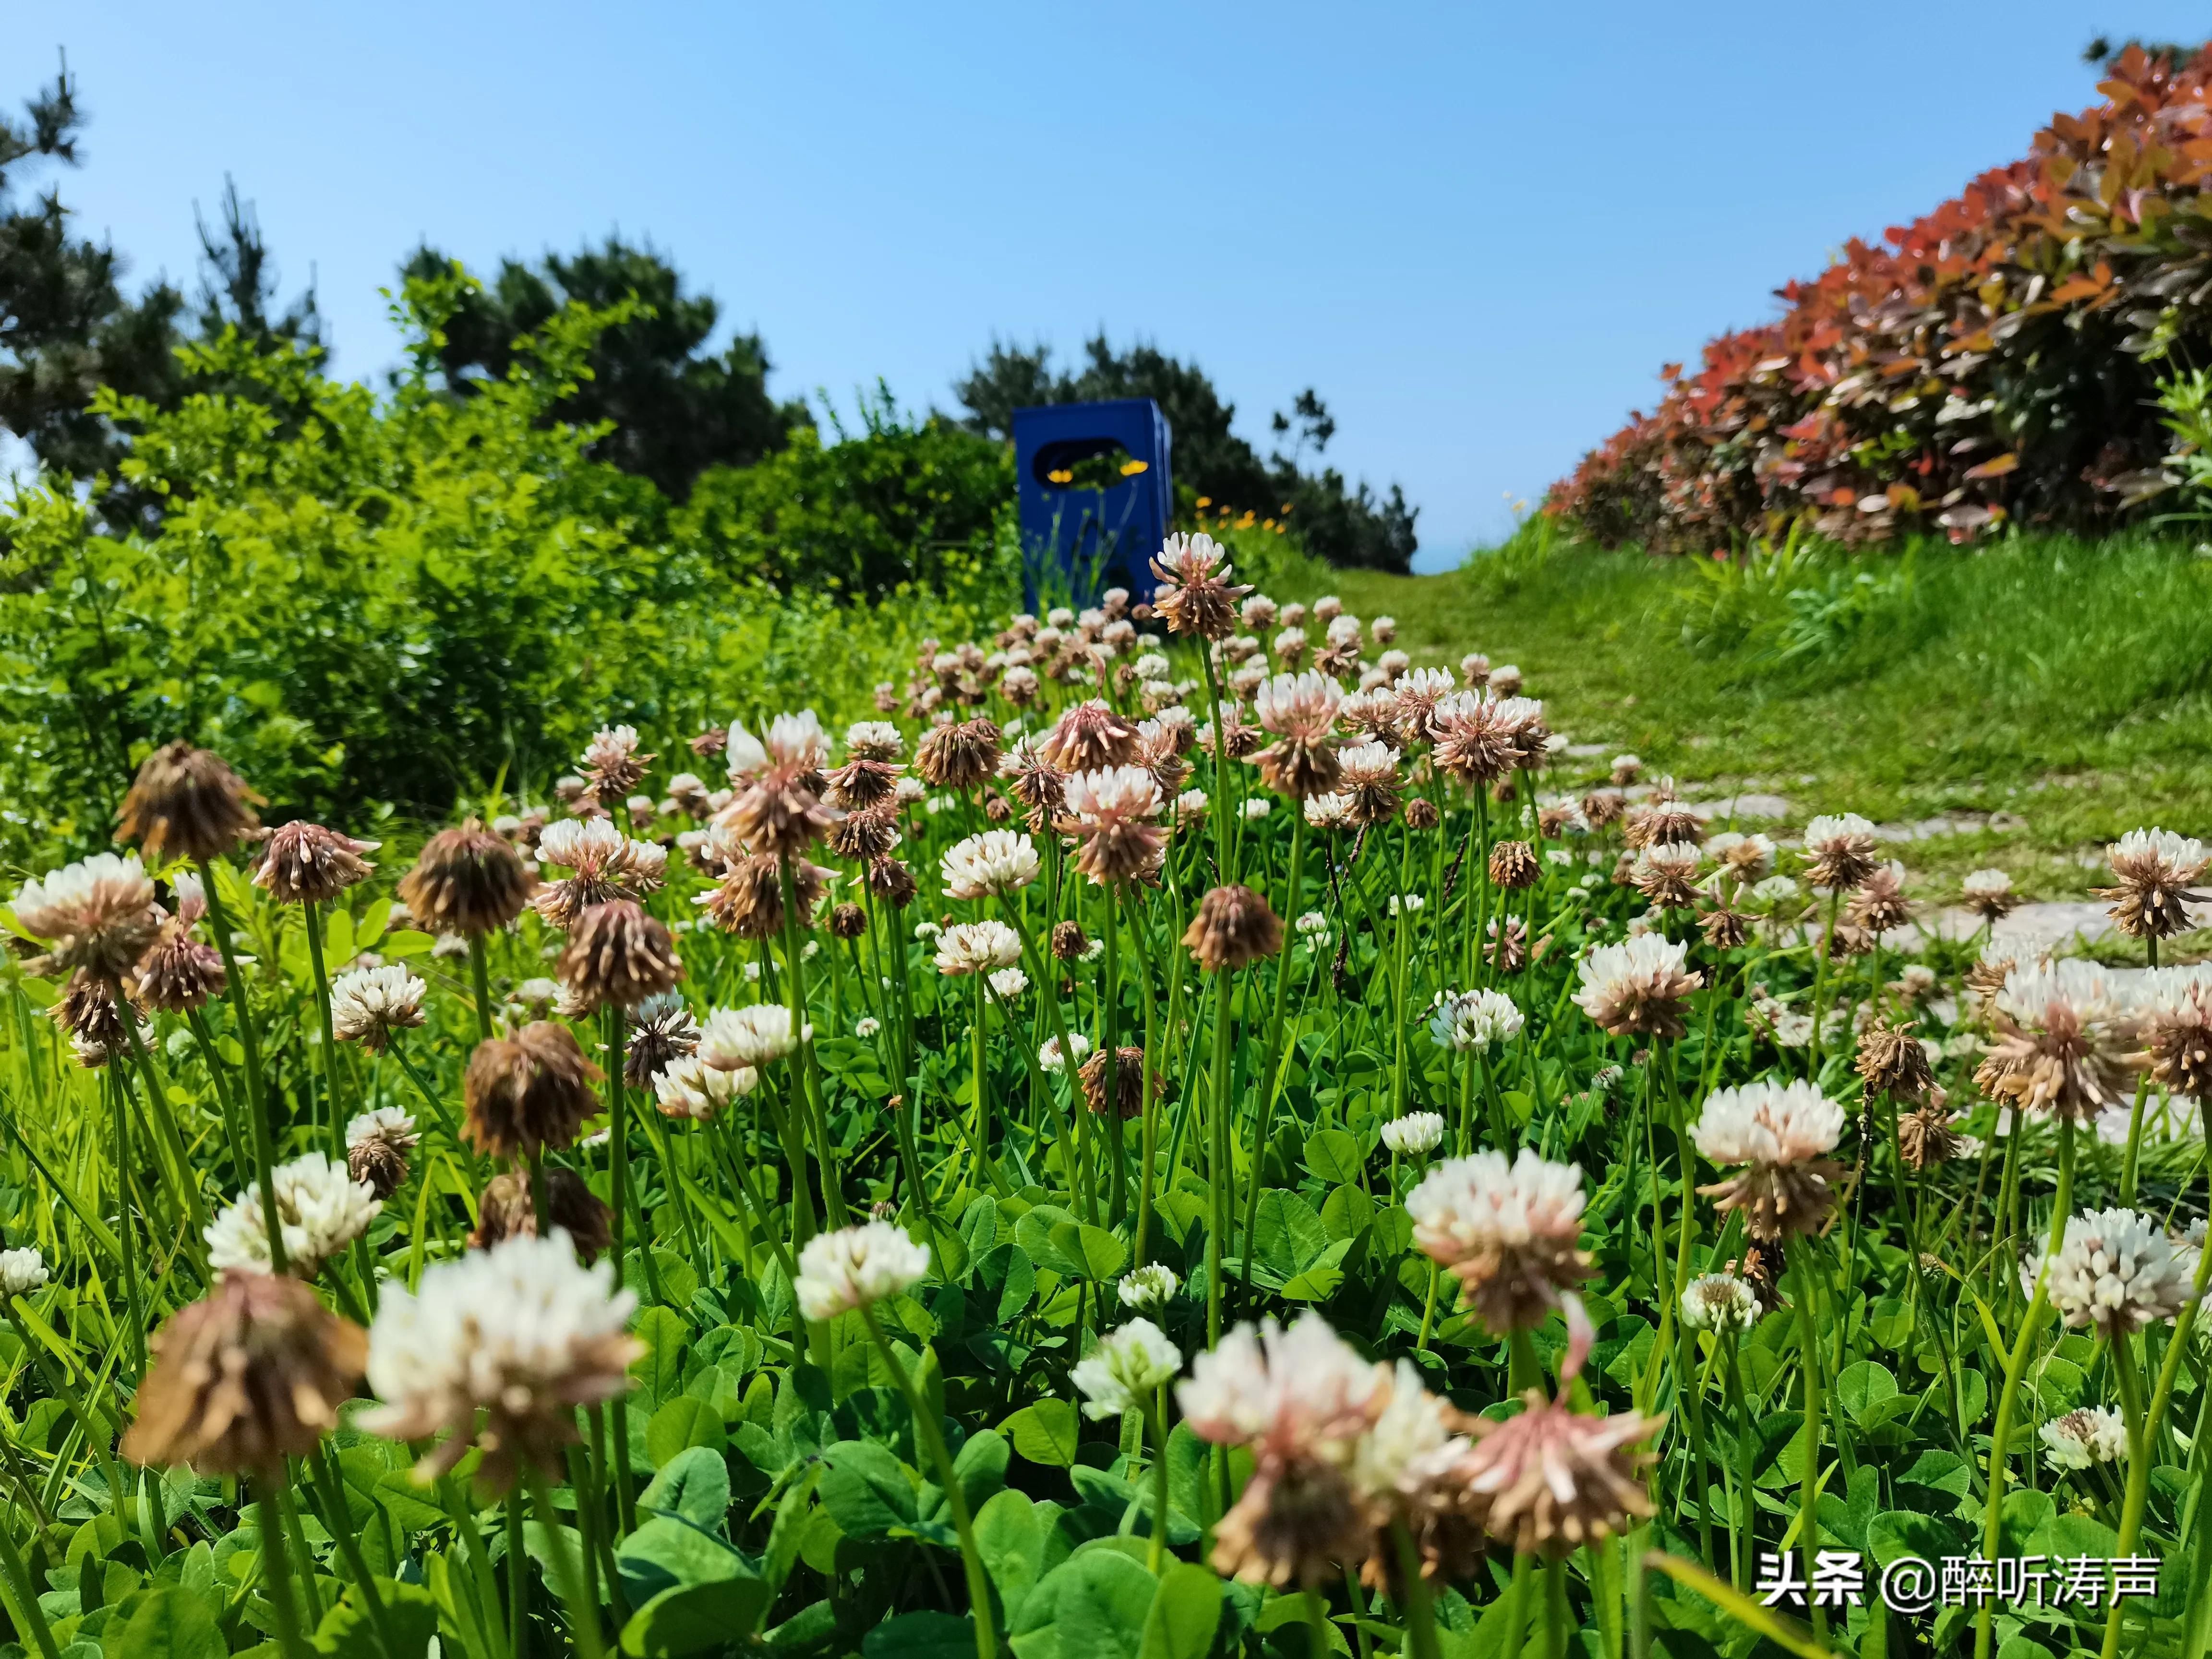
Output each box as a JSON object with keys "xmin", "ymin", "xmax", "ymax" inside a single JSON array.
[{"xmin": 1551, "ymin": 45, "xmax": 2212, "ymax": 551}]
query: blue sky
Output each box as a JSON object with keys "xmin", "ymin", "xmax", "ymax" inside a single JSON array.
[{"xmin": 40, "ymin": 3, "xmax": 2212, "ymax": 569}]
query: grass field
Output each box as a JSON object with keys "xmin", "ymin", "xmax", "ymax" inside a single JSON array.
[{"xmin": 1285, "ymin": 526, "xmax": 2212, "ymax": 903}]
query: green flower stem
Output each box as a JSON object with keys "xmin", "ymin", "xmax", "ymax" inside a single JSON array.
[
  {"xmin": 274, "ymin": 1481, "xmax": 325, "ymax": 1623},
  {"xmin": 198, "ymin": 860, "xmax": 291, "ymax": 1276},
  {"xmin": 115, "ymin": 995, "xmax": 209, "ymax": 1258},
  {"xmin": 601, "ymin": 1006, "xmax": 639, "ymax": 1528},
  {"xmin": 1195, "ymin": 647, "xmax": 1235, "ymax": 889},
  {"xmin": 1790, "ymin": 1244, "xmax": 1825, "ymax": 1645},
  {"xmin": 1541, "ymin": 1555, "xmax": 1569, "ymax": 1659},
  {"xmin": 777, "ymin": 854, "xmax": 845, "ymax": 1230},
  {"xmin": 310, "ymin": 1450, "xmax": 407, "ymax": 1659},
  {"xmin": 859, "ymin": 1305, "xmax": 996, "ymax": 1659},
  {"xmin": 257, "ymin": 1483, "xmax": 314, "ymax": 1659},
  {"xmin": 0, "ymin": 1507, "xmax": 60, "ymax": 1659},
  {"xmin": 1723, "ymin": 1332, "xmax": 1752, "ymax": 1587},
  {"xmin": 1146, "ymin": 1385, "xmax": 1172, "ymax": 1575},
  {"xmin": 184, "ymin": 1007, "xmax": 252, "ymax": 1188},
  {"xmin": 2118, "ymin": 1071, "xmax": 2151, "ymax": 1208},
  {"xmin": 1388, "ymin": 1516, "xmax": 1442, "ymax": 1659},
  {"xmin": 1006, "ymin": 910, "xmax": 1094, "ymax": 1224},
  {"xmin": 302, "ymin": 902, "xmax": 349, "ymax": 1158},
  {"xmin": 524, "ymin": 1463, "xmax": 606, "ymax": 1659},
  {"xmin": 1102, "ymin": 885, "xmax": 1127, "ymax": 1223},
  {"xmin": 1205, "ymin": 968, "xmax": 1236, "ymax": 1348},
  {"xmin": 436, "ymin": 1474, "xmax": 513, "ymax": 1659},
  {"xmin": 6, "ymin": 1302, "xmax": 128, "ymax": 1520},
  {"xmin": 387, "ymin": 1037, "xmax": 474, "ymax": 1182},
  {"xmin": 1974, "ymin": 1112, "xmax": 2076, "ymax": 1659},
  {"xmin": 504, "ymin": 1492, "xmax": 527, "ymax": 1659},
  {"xmin": 104, "ymin": 1071, "xmax": 150, "ymax": 1382},
  {"xmin": 468, "ymin": 934, "xmax": 497, "ymax": 1046}
]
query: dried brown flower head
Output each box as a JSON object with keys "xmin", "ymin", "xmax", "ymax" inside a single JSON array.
[
  {"xmin": 1845, "ymin": 862, "xmax": 1912, "ymax": 936},
  {"xmin": 1488, "ymin": 840, "xmax": 1540, "ymax": 890},
  {"xmin": 1733, "ymin": 1239, "xmax": 1786, "ymax": 1311},
  {"xmin": 2134, "ymin": 975, "xmax": 2212, "ymax": 1102},
  {"xmin": 1975, "ymin": 961, "xmax": 2138, "ymax": 1123},
  {"xmin": 121, "ymin": 1272, "xmax": 367, "ymax": 1477},
  {"xmin": 463, "ymin": 1022, "xmax": 605, "ymax": 1159},
  {"xmin": 697, "ymin": 854, "xmax": 826, "ymax": 940},
  {"xmin": 1405, "ymin": 797, "xmax": 1440, "ymax": 831},
  {"xmin": 1696, "ymin": 901, "xmax": 1751, "ymax": 952},
  {"xmin": 1459, "ymin": 1394, "xmax": 1661, "ymax": 1559},
  {"xmin": 1580, "ymin": 788, "xmax": 1625, "ymax": 830},
  {"xmin": 1185, "ymin": 885, "xmax": 1285, "ymax": 975},
  {"xmin": 828, "ymin": 805, "xmax": 903, "ymax": 863},
  {"xmin": 117, "ymin": 744, "xmax": 261, "ymax": 865},
  {"xmin": 2097, "ymin": 830, "xmax": 2209, "ymax": 941},
  {"xmin": 824, "ymin": 756, "xmax": 902, "ymax": 813},
  {"xmin": 253, "ymin": 822, "xmax": 379, "ymax": 905},
  {"xmin": 558, "ymin": 900, "xmax": 684, "ymax": 1012},
  {"xmin": 830, "ymin": 902, "xmax": 867, "ymax": 940},
  {"xmin": 1803, "ymin": 813, "xmax": 1880, "ymax": 892},
  {"xmin": 1486, "ymin": 915, "xmax": 1529, "ymax": 974},
  {"xmin": 469, "ymin": 1168, "xmax": 613, "ymax": 1259},
  {"xmin": 1855, "ymin": 1016, "xmax": 1934, "ymax": 1102},
  {"xmin": 690, "ymin": 726, "xmax": 729, "ymax": 757},
  {"xmin": 1629, "ymin": 844, "xmax": 1700, "ymax": 909},
  {"xmin": 1897, "ymin": 1099, "xmax": 1972, "ymax": 1171},
  {"xmin": 914, "ymin": 717, "xmax": 1004, "ymax": 791},
  {"xmin": 53, "ymin": 971, "xmax": 129, "ymax": 1051},
  {"xmin": 868, "ymin": 856, "xmax": 919, "ymax": 909},
  {"xmin": 623, "ymin": 992, "xmax": 700, "ymax": 1088},
  {"xmin": 580, "ymin": 725, "xmax": 655, "ymax": 802},
  {"xmin": 1051, "ymin": 920, "xmax": 1089, "ymax": 961},
  {"xmin": 1150, "ymin": 532, "xmax": 1251, "ymax": 641},
  {"xmin": 1037, "ymin": 700, "xmax": 1140, "ymax": 773},
  {"xmin": 1212, "ymin": 1458, "xmax": 1371, "ymax": 1589},
  {"xmin": 133, "ymin": 920, "xmax": 227, "ymax": 1013},
  {"xmin": 400, "ymin": 821, "xmax": 534, "ymax": 937},
  {"xmin": 1078, "ymin": 1045, "xmax": 1154, "ymax": 1119}
]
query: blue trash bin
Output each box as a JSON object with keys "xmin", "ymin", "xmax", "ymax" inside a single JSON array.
[{"xmin": 1012, "ymin": 398, "xmax": 1174, "ymax": 606}]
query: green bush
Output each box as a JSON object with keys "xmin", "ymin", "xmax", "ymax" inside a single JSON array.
[{"xmin": 0, "ymin": 268, "xmax": 1011, "ymax": 858}]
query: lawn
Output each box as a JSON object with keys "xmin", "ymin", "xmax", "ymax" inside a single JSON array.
[{"xmin": 1290, "ymin": 527, "xmax": 2212, "ymax": 901}]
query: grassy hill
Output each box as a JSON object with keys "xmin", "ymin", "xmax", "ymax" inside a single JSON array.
[{"xmin": 1286, "ymin": 526, "xmax": 2212, "ymax": 905}]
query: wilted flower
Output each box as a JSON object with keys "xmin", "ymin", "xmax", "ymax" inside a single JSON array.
[
  {"xmin": 1073, "ymin": 1318, "xmax": 1182, "ymax": 1418},
  {"xmin": 532, "ymin": 818, "xmax": 662, "ymax": 930},
  {"xmin": 1381, "ymin": 1112, "xmax": 1446, "ymax": 1157},
  {"xmin": 794, "ymin": 1220, "xmax": 930, "ymax": 1320},
  {"xmin": 1184, "ymin": 884, "xmax": 1283, "ymax": 973},
  {"xmin": 1455, "ymin": 1391, "xmax": 1660, "ymax": 1559},
  {"xmin": 2099, "ymin": 828, "xmax": 2209, "ymax": 941},
  {"xmin": 1572, "ymin": 935, "xmax": 1701, "ymax": 1039},
  {"xmin": 121, "ymin": 1271, "xmax": 367, "ymax": 1477},
  {"xmin": 116, "ymin": 743, "xmax": 260, "ymax": 864},
  {"xmin": 1977, "ymin": 959, "xmax": 2139, "ymax": 1122},
  {"xmin": 331, "ymin": 964, "xmax": 428, "ymax": 1052},
  {"xmin": 2032, "ymin": 1206, "xmax": 2193, "ymax": 1335},
  {"xmin": 558, "ymin": 900, "xmax": 684, "ymax": 1012},
  {"xmin": 14, "ymin": 853, "xmax": 160, "ymax": 980},
  {"xmin": 399, "ymin": 819, "xmax": 534, "ymax": 937},
  {"xmin": 1407, "ymin": 1150, "xmax": 1592, "ymax": 1333},
  {"xmin": 1961, "ymin": 867, "xmax": 2019, "ymax": 923},
  {"xmin": 253, "ymin": 822, "xmax": 379, "ymax": 905},
  {"xmin": 1078, "ymin": 1045, "xmax": 1152, "ymax": 1118},
  {"xmin": 206, "ymin": 1152, "xmax": 382, "ymax": 1278},
  {"xmin": 1037, "ymin": 700, "xmax": 1141, "ymax": 773},
  {"xmin": 345, "ymin": 1107, "xmax": 420, "ymax": 1200},
  {"xmin": 1630, "ymin": 842, "xmax": 1701, "ymax": 909},
  {"xmin": 1855, "ymin": 1015, "xmax": 1934, "ymax": 1102},
  {"xmin": 1896, "ymin": 1100, "xmax": 1975, "ymax": 1170},
  {"xmin": 1802, "ymin": 813, "xmax": 1879, "ymax": 891},
  {"xmin": 625, "ymin": 991, "xmax": 700, "ymax": 1087},
  {"xmin": 1847, "ymin": 860, "xmax": 1912, "ymax": 935},
  {"xmin": 2042, "ymin": 1406, "xmax": 2129, "ymax": 1471},
  {"xmin": 1706, "ymin": 831, "xmax": 1777, "ymax": 881},
  {"xmin": 1250, "ymin": 673, "xmax": 1344, "ymax": 800},
  {"xmin": 579, "ymin": 724, "xmax": 655, "ymax": 802},
  {"xmin": 1623, "ymin": 792, "xmax": 1707, "ymax": 851},
  {"xmin": 1680, "ymin": 1273, "xmax": 1759, "ymax": 1333},
  {"xmin": 469, "ymin": 1170, "xmax": 613, "ymax": 1259},
  {"xmin": 1150, "ymin": 531, "xmax": 1250, "ymax": 640},
  {"xmin": 915, "ymin": 717, "xmax": 1004, "ymax": 791},
  {"xmin": 1060, "ymin": 766, "xmax": 1166, "ymax": 884},
  {"xmin": 362, "ymin": 1230, "xmax": 641, "ymax": 1491},
  {"xmin": 462, "ymin": 1023, "xmax": 604, "ymax": 1158},
  {"xmin": 1337, "ymin": 739, "xmax": 1403, "ymax": 827},
  {"xmin": 1691, "ymin": 1079, "xmax": 1845, "ymax": 1241}
]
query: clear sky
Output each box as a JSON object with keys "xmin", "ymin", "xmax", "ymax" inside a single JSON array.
[{"xmin": 37, "ymin": 3, "xmax": 2212, "ymax": 569}]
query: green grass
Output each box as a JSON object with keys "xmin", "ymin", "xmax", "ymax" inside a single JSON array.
[{"xmin": 1291, "ymin": 527, "xmax": 2212, "ymax": 900}]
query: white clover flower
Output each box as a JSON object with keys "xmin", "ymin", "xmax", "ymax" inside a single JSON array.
[
  {"xmin": 206, "ymin": 1152, "xmax": 381, "ymax": 1277},
  {"xmin": 1691, "ymin": 1079, "xmax": 1845, "ymax": 1167},
  {"xmin": 1079, "ymin": 938, "xmax": 1106, "ymax": 962},
  {"xmin": 1429, "ymin": 987, "xmax": 1525, "ymax": 1052},
  {"xmin": 914, "ymin": 920, "xmax": 943, "ymax": 941},
  {"xmin": 1405, "ymin": 1149, "xmax": 1590, "ymax": 1332},
  {"xmin": 361, "ymin": 1229, "xmax": 641, "ymax": 1485},
  {"xmin": 0, "ymin": 1247, "xmax": 48, "ymax": 1297},
  {"xmin": 1388, "ymin": 893, "xmax": 1424, "ymax": 917},
  {"xmin": 1072, "ymin": 1318, "xmax": 1182, "ymax": 1419},
  {"xmin": 12, "ymin": 852, "xmax": 159, "ymax": 977},
  {"xmin": 1346, "ymin": 1360, "xmax": 1465, "ymax": 1502},
  {"xmin": 763, "ymin": 709, "xmax": 830, "ymax": 772},
  {"xmin": 1572, "ymin": 933, "xmax": 1701, "ymax": 1037},
  {"xmin": 1705, "ymin": 831, "xmax": 1777, "ymax": 880},
  {"xmin": 1303, "ymin": 792, "xmax": 1351, "ymax": 830},
  {"xmin": 654, "ymin": 1054, "xmax": 753, "ymax": 1120},
  {"xmin": 940, "ymin": 830, "xmax": 1042, "ymax": 899},
  {"xmin": 844, "ymin": 720, "xmax": 904, "ymax": 759},
  {"xmin": 1040, "ymin": 1033, "xmax": 1093, "ymax": 1072},
  {"xmin": 794, "ymin": 1221, "xmax": 930, "ymax": 1321},
  {"xmin": 1133, "ymin": 652, "xmax": 1172, "ymax": 682},
  {"xmin": 1118, "ymin": 1263, "xmax": 1180, "ymax": 1309},
  {"xmin": 1242, "ymin": 798, "xmax": 1272, "ymax": 821},
  {"xmin": 330, "ymin": 965, "xmax": 428, "ymax": 1050},
  {"xmin": 1680, "ymin": 1273, "xmax": 1759, "ymax": 1333},
  {"xmin": 1380, "ymin": 1111, "xmax": 1446, "ymax": 1157},
  {"xmin": 1178, "ymin": 1313, "xmax": 1384, "ymax": 1458},
  {"xmin": 2032, "ymin": 1206, "xmax": 2194, "ymax": 1335},
  {"xmin": 345, "ymin": 1106, "xmax": 418, "ymax": 1153},
  {"xmin": 856, "ymin": 1015, "xmax": 882, "ymax": 1038},
  {"xmin": 1962, "ymin": 868, "xmax": 2014, "ymax": 902},
  {"xmin": 2042, "ymin": 1406, "xmax": 2129, "ymax": 1471},
  {"xmin": 986, "ymin": 966, "xmax": 1029, "ymax": 1001},
  {"xmin": 1295, "ymin": 910, "xmax": 1329, "ymax": 938},
  {"xmin": 1803, "ymin": 812, "xmax": 1878, "ymax": 854},
  {"xmin": 511, "ymin": 977, "xmax": 562, "ymax": 1013},
  {"xmin": 1176, "ymin": 789, "xmax": 1210, "ymax": 823},
  {"xmin": 935, "ymin": 920, "xmax": 1023, "ymax": 976},
  {"xmin": 698, "ymin": 1003, "xmax": 807, "ymax": 1069},
  {"xmin": 1749, "ymin": 874, "xmax": 1801, "ymax": 908}
]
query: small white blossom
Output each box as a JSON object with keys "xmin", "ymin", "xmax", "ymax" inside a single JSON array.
[
  {"xmin": 1118, "ymin": 1264, "xmax": 1180, "ymax": 1309},
  {"xmin": 987, "ymin": 966, "xmax": 1030, "ymax": 1000},
  {"xmin": 856, "ymin": 1016, "xmax": 882, "ymax": 1038},
  {"xmin": 698, "ymin": 1003, "xmax": 807, "ymax": 1068},
  {"xmin": 2042, "ymin": 1406, "xmax": 2129, "ymax": 1471},
  {"xmin": 345, "ymin": 1106, "xmax": 418, "ymax": 1152},
  {"xmin": 330, "ymin": 965, "xmax": 428, "ymax": 1050},
  {"xmin": 1680, "ymin": 1273, "xmax": 1759, "ymax": 1333},
  {"xmin": 1072, "ymin": 1318, "xmax": 1182, "ymax": 1419},
  {"xmin": 1040, "ymin": 1033, "xmax": 1093, "ymax": 1072},
  {"xmin": 206, "ymin": 1152, "xmax": 381, "ymax": 1277},
  {"xmin": 1242, "ymin": 798, "xmax": 1272, "ymax": 821},
  {"xmin": 1429, "ymin": 987, "xmax": 1525, "ymax": 1052},
  {"xmin": 794, "ymin": 1221, "xmax": 930, "ymax": 1321},
  {"xmin": 936, "ymin": 920, "xmax": 1022, "ymax": 976},
  {"xmin": 2032, "ymin": 1206, "xmax": 2194, "ymax": 1334},
  {"xmin": 1381, "ymin": 1112, "xmax": 1446, "ymax": 1157},
  {"xmin": 940, "ymin": 830, "xmax": 1042, "ymax": 899},
  {"xmin": 0, "ymin": 1247, "xmax": 48, "ymax": 1297}
]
